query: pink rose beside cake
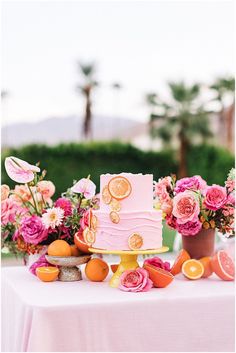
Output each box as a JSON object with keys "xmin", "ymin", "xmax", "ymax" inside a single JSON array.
[{"xmin": 84, "ymin": 173, "xmax": 163, "ymax": 251}]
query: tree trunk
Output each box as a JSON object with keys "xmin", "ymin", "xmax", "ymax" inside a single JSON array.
[
  {"xmin": 83, "ymin": 87, "xmax": 92, "ymax": 140},
  {"xmin": 178, "ymin": 135, "xmax": 188, "ymax": 178},
  {"xmin": 226, "ymin": 101, "xmax": 235, "ymax": 152}
]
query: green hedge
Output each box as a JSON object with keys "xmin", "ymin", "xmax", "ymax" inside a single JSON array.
[{"xmin": 1, "ymin": 142, "xmax": 234, "ymax": 198}]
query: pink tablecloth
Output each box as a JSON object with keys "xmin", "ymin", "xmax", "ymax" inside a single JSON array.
[{"xmin": 1, "ymin": 265, "xmax": 235, "ymax": 352}]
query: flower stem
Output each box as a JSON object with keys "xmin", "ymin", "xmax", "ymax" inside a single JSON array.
[{"xmin": 27, "ymin": 184, "xmax": 39, "ymax": 215}]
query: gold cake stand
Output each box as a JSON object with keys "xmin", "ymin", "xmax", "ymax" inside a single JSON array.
[{"xmin": 89, "ymin": 247, "xmax": 169, "ymax": 288}]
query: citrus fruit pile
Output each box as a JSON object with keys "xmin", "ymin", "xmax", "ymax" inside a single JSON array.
[
  {"xmin": 47, "ymin": 239, "xmax": 83, "ymax": 257},
  {"xmin": 170, "ymin": 249, "xmax": 235, "ymax": 281}
]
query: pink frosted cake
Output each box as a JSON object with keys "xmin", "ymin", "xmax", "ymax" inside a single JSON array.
[{"xmin": 86, "ymin": 173, "xmax": 162, "ymax": 251}]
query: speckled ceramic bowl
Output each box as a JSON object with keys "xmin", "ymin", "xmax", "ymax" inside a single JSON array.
[{"xmin": 45, "ymin": 255, "xmax": 91, "ymax": 282}]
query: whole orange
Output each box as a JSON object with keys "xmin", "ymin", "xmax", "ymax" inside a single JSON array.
[
  {"xmin": 70, "ymin": 244, "xmax": 81, "ymax": 257},
  {"xmin": 85, "ymin": 258, "xmax": 109, "ymax": 282},
  {"xmin": 199, "ymin": 256, "xmax": 213, "ymax": 278},
  {"xmin": 48, "ymin": 240, "xmax": 72, "ymax": 257}
]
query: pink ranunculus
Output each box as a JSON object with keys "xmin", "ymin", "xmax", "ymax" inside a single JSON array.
[
  {"xmin": 80, "ymin": 209, "xmax": 90, "ymax": 230},
  {"xmin": 29, "ymin": 254, "xmax": 54, "ymax": 276},
  {"xmin": 172, "ymin": 191, "xmax": 200, "ymax": 224},
  {"xmin": 5, "ymin": 156, "xmax": 40, "ymax": 183},
  {"xmin": 1, "ymin": 198, "xmax": 27, "ymax": 225},
  {"xmin": 11, "ymin": 184, "xmax": 32, "ymax": 204},
  {"xmin": 144, "ymin": 257, "xmax": 171, "ymax": 272},
  {"xmin": 177, "ymin": 220, "xmax": 202, "ymax": 236},
  {"xmin": 37, "ymin": 180, "xmax": 55, "ymax": 200},
  {"xmin": 18, "ymin": 215, "xmax": 48, "ymax": 245},
  {"xmin": 71, "ymin": 178, "xmax": 96, "ymax": 199},
  {"xmin": 1, "ymin": 184, "xmax": 10, "ymax": 202},
  {"xmin": 154, "ymin": 177, "xmax": 172, "ymax": 200},
  {"xmin": 54, "ymin": 197, "xmax": 72, "ymax": 216},
  {"xmin": 175, "ymin": 175, "xmax": 207, "ymax": 194},
  {"xmin": 204, "ymin": 185, "xmax": 227, "ymax": 211},
  {"xmin": 161, "ymin": 198, "xmax": 173, "ymax": 215},
  {"xmin": 119, "ymin": 268, "xmax": 153, "ymax": 292}
]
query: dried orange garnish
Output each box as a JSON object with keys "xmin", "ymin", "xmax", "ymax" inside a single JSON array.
[
  {"xmin": 108, "ymin": 176, "xmax": 132, "ymax": 200},
  {"xmin": 83, "ymin": 227, "xmax": 96, "ymax": 245},
  {"xmin": 109, "ymin": 211, "xmax": 120, "ymax": 224},
  {"xmin": 110, "ymin": 199, "xmax": 121, "ymax": 212},
  {"xmin": 102, "ymin": 185, "xmax": 112, "ymax": 204},
  {"xmin": 90, "ymin": 214, "xmax": 98, "ymax": 231},
  {"xmin": 128, "ymin": 233, "xmax": 143, "ymax": 250}
]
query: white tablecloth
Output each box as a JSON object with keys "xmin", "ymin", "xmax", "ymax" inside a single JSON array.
[{"xmin": 1, "ymin": 265, "xmax": 235, "ymax": 352}]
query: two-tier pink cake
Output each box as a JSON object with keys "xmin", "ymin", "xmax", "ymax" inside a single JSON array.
[{"xmin": 85, "ymin": 173, "xmax": 162, "ymax": 251}]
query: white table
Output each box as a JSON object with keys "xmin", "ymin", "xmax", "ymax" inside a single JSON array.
[{"xmin": 1, "ymin": 266, "xmax": 235, "ymax": 352}]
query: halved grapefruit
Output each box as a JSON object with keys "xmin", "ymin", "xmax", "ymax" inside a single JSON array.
[
  {"xmin": 211, "ymin": 250, "xmax": 235, "ymax": 281},
  {"xmin": 74, "ymin": 231, "xmax": 91, "ymax": 254},
  {"xmin": 144, "ymin": 264, "xmax": 174, "ymax": 288},
  {"xmin": 170, "ymin": 249, "xmax": 191, "ymax": 276}
]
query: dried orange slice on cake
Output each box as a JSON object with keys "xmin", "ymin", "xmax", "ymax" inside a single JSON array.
[
  {"xmin": 102, "ymin": 185, "xmax": 112, "ymax": 204},
  {"xmin": 109, "ymin": 211, "xmax": 120, "ymax": 224},
  {"xmin": 83, "ymin": 227, "xmax": 96, "ymax": 245},
  {"xmin": 110, "ymin": 199, "xmax": 121, "ymax": 212},
  {"xmin": 108, "ymin": 176, "xmax": 132, "ymax": 200},
  {"xmin": 128, "ymin": 233, "xmax": 143, "ymax": 250}
]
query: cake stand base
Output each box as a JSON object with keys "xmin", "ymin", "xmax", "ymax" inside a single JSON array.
[{"xmin": 89, "ymin": 247, "xmax": 169, "ymax": 288}]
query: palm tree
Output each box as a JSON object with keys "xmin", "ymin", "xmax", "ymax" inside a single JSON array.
[
  {"xmin": 210, "ymin": 77, "xmax": 235, "ymax": 152},
  {"xmin": 147, "ymin": 82, "xmax": 212, "ymax": 178},
  {"xmin": 76, "ymin": 62, "xmax": 97, "ymax": 140}
]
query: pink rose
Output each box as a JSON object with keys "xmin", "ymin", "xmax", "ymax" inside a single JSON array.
[
  {"xmin": 177, "ymin": 220, "xmax": 202, "ymax": 236},
  {"xmin": 29, "ymin": 254, "xmax": 55, "ymax": 276},
  {"xmin": 11, "ymin": 184, "xmax": 32, "ymax": 204},
  {"xmin": 5, "ymin": 156, "xmax": 40, "ymax": 183},
  {"xmin": 154, "ymin": 177, "xmax": 172, "ymax": 200},
  {"xmin": 37, "ymin": 180, "xmax": 55, "ymax": 200},
  {"xmin": 17, "ymin": 215, "xmax": 48, "ymax": 245},
  {"xmin": 119, "ymin": 268, "xmax": 153, "ymax": 292},
  {"xmin": 80, "ymin": 209, "xmax": 90, "ymax": 230},
  {"xmin": 204, "ymin": 185, "xmax": 227, "ymax": 211},
  {"xmin": 144, "ymin": 257, "xmax": 171, "ymax": 272},
  {"xmin": 175, "ymin": 175, "xmax": 207, "ymax": 194},
  {"xmin": 54, "ymin": 197, "xmax": 72, "ymax": 216},
  {"xmin": 1, "ymin": 198, "xmax": 27, "ymax": 225},
  {"xmin": 173, "ymin": 191, "xmax": 200, "ymax": 224},
  {"xmin": 71, "ymin": 178, "xmax": 96, "ymax": 199},
  {"xmin": 1, "ymin": 184, "xmax": 10, "ymax": 201}
]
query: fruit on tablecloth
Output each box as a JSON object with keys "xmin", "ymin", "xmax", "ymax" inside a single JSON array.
[
  {"xmin": 182, "ymin": 259, "xmax": 204, "ymax": 280},
  {"xmin": 70, "ymin": 244, "xmax": 82, "ymax": 257},
  {"xmin": 108, "ymin": 176, "xmax": 132, "ymax": 200},
  {"xmin": 211, "ymin": 250, "xmax": 235, "ymax": 281},
  {"xmin": 199, "ymin": 256, "xmax": 213, "ymax": 278},
  {"xmin": 48, "ymin": 240, "xmax": 72, "ymax": 257},
  {"xmin": 110, "ymin": 264, "xmax": 119, "ymax": 273},
  {"xmin": 36, "ymin": 266, "xmax": 59, "ymax": 282},
  {"xmin": 170, "ymin": 249, "xmax": 191, "ymax": 275},
  {"xmin": 143, "ymin": 264, "xmax": 174, "ymax": 288},
  {"xmin": 85, "ymin": 258, "xmax": 109, "ymax": 282},
  {"xmin": 74, "ymin": 231, "xmax": 91, "ymax": 254}
]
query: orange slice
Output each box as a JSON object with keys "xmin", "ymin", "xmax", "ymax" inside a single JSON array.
[
  {"xmin": 36, "ymin": 266, "xmax": 59, "ymax": 282},
  {"xmin": 83, "ymin": 227, "xmax": 96, "ymax": 245},
  {"xmin": 108, "ymin": 176, "xmax": 132, "ymax": 200},
  {"xmin": 170, "ymin": 249, "xmax": 191, "ymax": 276},
  {"xmin": 182, "ymin": 259, "xmax": 204, "ymax": 280},
  {"xmin": 128, "ymin": 233, "xmax": 143, "ymax": 250},
  {"xmin": 110, "ymin": 199, "xmax": 121, "ymax": 212},
  {"xmin": 144, "ymin": 264, "xmax": 174, "ymax": 288},
  {"xmin": 109, "ymin": 211, "xmax": 120, "ymax": 224},
  {"xmin": 102, "ymin": 185, "xmax": 112, "ymax": 204}
]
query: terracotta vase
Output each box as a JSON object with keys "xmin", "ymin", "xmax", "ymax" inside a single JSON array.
[{"xmin": 181, "ymin": 228, "xmax": 215, "ymax": 259}]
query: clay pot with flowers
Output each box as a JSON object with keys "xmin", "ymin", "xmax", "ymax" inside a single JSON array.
[{"xmin": 154, "ymin": 170, "xmax": 235, "ymax": 259}]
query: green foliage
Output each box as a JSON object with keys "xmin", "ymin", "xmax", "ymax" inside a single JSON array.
[{"xmin": 2, "ymin": 142, "xmax": 234, "ymax": 198}]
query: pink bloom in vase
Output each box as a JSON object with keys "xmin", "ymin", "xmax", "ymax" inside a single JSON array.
[
  {"xmin": 5, "ymin": 156, "xmax": 40, "ymax": 183},
  {"xmin": 204, "ymin": 185, "xmax": 227, "ymax": 211},
  {"xmin": 1, "ymin": 198, "xmax": 27, "ymax": 225},
  {"xmin": 119, "ymin": 268, "xmax": 153, "ymax": 292},
  {"xmin": 177, "ymin": 220, "xmax": 202, "ymax": 236},
  {"xmin": 175, "ymin": 176, "xmax": 207, "ymax": 194},
  {"xmin": 18, "ymin": 215, "xmax": 48, "ymax": 245},
  {"xmin": 71, "ymin": 178, "xmax": 96, "ymax": 199},
  {"xmin": 144, "ymin": 257, "xmax": 171, "ymax": 271},
  {"xmin": 172, "ymin": 191, "xmax": 200, "ymax": 224},
  {"xmin": 1, "ymin": 184, "xmax": 10, "ymax": 202},
  {"xmin": 54, "ymin": 198, "xmax": 72, "ymax": 216},
  {"xmin": 29, "ymin": 254, "xmax": 54, "ymax": 276},
  {"xmin": 37, "ymin": 180, "xmax": 55, "ymax": 200}
]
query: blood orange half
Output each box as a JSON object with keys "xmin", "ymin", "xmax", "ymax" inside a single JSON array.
[
  {"xmin": 144, "ymin": 264, "xmax": 174, "ymax": 288},
  {"xmin": 211, "ymin": 250, "xmax": 235, "ymax": 281},
  {"xmin": 74, "ymin": 231, "xmax": 91, "ymax": 254}
]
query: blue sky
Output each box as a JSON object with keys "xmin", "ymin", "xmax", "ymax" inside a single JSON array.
[{"xmin": 2, "ymin": 0, "xmax": 234, "ymax": 125}]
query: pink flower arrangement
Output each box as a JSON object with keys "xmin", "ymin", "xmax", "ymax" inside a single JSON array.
[
  {"xmin": 119, "ymin": 268, "xmax": 153, "ymax": 292},
  {"xmin": 144, "ymin": 257, "xmax": 171, "ymax": 272},
  {"xmin": 154, "ymin": 171, "xmax": 235, "ymax": 237}
]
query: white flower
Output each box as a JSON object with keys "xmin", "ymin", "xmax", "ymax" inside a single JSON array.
[{"xmin": 42, "ymin": 207, "xmax": 64, "ymax": 229}]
